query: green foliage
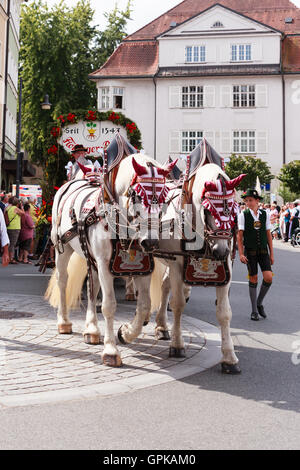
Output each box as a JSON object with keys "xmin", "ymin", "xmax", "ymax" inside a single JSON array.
[
  {"xmin": 19, "ymin": 0, "xmax": 132, "ymax": 171},
  {"xmin": 225, "ymin": 154, "xmax": 274, "ymax": 191},
  {"xmin": 278, "ymin": 184, "xmax": 298, "ymax": 203},
  {"xmin": 278, "ymin": 160, "xmax": 300, "ymax": 195}
]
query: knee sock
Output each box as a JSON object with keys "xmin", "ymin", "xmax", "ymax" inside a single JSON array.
[
  {"xmin": 257, "ymin": 280, "xmax": 272, "ymax": 307},
  {"xmin": 249, "ymin": 282, "xmax": 258, "ymax": 313}
]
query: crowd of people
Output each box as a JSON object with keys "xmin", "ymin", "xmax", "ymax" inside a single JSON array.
[
  {"xmin": 238, "ymin": 199, "xmax": 300, "ymax": 243},
  {"xmin": 0, "ymin": 193, "xmax": 38, "ymax": 264}
]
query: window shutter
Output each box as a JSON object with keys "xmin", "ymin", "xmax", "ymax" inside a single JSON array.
[
  {"xmin": 203, "ymin": 131, "xmax": 215, "ymax": 146},
  {"xmin": 220, "ymin": 44, "xmax": 230, "ymax": 63},
  {"xmin": 169, "ymin": 86, "xmax": 181, "ymax": 108},
  {"xmin": 256, "ymin": 84, "xmax": 268, "ymax": 107},
  {"xmin": 257, "ymin": 131, "xmax": 268, "ymax": 154},
  {"xmin": 169, "ymin": 130, "xmax": 181, "ymax": 153},
  {"xmin": 253, "ymin": 42, "xmax": 263, "ymax": 61},
  {"xmin": 207, "ymin": 46, "xmax": 217, "ymax": 63},
  {"xmin": 203, "ymin": 86, "xmax": 215, "ymax": 108},
  {"xmin": 220, "ymin": 86, "xmax": 232, "ymax": 107},
  {"xmin": 221, "ymin": 131, "xmax": 231, "ymax": 153}
]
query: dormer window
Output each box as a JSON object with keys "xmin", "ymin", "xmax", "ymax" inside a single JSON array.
[
  {"xmin": 231, "ymin": 44, "xmax": 252, "ymax": 62},
  {"xmin": 212, "ymin": 21, "xmax": 224, "ymax": 28},
  {"xmin": 185, "ymin": 46, "xmax": 206, "ymax": 63}
]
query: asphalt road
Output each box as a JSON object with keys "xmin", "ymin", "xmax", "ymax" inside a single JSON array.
[{"xmin": 0, "ymin": 242, "xmax": 299, "ymax": 450}]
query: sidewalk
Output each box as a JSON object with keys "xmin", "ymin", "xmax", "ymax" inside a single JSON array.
[
  {"xmin": 0, "ymin": 292, "xmax": 222, "ymax": 408},
  {"xmin": 272, "ymin": 239, "xmax": 300, "ymax": 253}
]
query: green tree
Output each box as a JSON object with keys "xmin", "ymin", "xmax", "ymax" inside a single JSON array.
[
  {"xmin": 225, "ymin": 154, "xmax": 274, "ymax": 191},
  {"xmin": 278, "ymin": 160, "xmax": 300, "ymax": 194},
  {"xmin": 19, "ymin": 0, "xmax": 132, "ymax": 186}
]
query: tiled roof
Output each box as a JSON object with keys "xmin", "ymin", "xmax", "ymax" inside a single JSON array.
[
  {"xmin": 157, "ymin": 64, "xmax": 281, "ymax": 77},
  {"xmin": 126, "ymin": 0, "xmax": 300, "ymax": 39},
  {"xmin": 90, "ymin": 1, "xmax": 300, "ymax": 78},
  {"xmin": 283, "ymin": 35, "xmax": 300, "ymax": 71},
  {"xmin": 89, "ymin": 41, "xmax": 158, "ymax": 78}
]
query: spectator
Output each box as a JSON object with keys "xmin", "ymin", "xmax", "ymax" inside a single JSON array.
[
  {"xmin": 289, "ymin": 201, "xmax": 299, "ymax": 242},
  {"xmin": 18, "ymin": 203, "xmax": 35, "ymax": 264},
  {"xmin": 6, "ymin": 197, "xmax": 25, "ymax": 264},
  {"xmin": 28, "ymin": 197, "xmax": 38, "ymax": 259},
  {"xmin": 283, "ymin": 202, "xmax": 291, "ymax": 242},
  {"xmin": 0, "ymin": 194, "xmax": 8, "ymax": 213},
  {"xmin": 0, "ymin": 207, "xmax": 10, "ymax": 267},
  {"xmin": 270, "ymin": 203, "xmax": 279, "ymax": 239},
  {"xmin": 279, "ymin": 205, "xmax": 286, "ymax": 240}
]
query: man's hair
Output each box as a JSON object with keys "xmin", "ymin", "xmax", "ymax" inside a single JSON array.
[{"xmin": 24, "ymin": 203, "xmax": 30, "ymax": 211}]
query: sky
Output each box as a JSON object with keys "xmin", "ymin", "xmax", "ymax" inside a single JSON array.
[{"xmin": 30, "ymin": 0, "xmax": 300, "ymax": 35}]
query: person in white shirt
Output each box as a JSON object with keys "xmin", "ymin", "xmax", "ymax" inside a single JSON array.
[
  {"xmin": 237, "ymin": 189, "xmax": 274, "ymax": 322},
  {"xmin": 70, "ymin": 144, "xmax": 93, "ymax": 179},
  {"xmin": 0, "ymin": 208, "xmax": 10, "ymax": 267}
]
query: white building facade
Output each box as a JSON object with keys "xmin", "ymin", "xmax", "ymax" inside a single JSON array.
[{"xmin": 90, "ymin": 2, "xmax": 300, "ymax": 180}]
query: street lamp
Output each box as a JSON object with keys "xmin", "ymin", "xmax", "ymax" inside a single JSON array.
[
  {"xmin": 15, "ymin": 72, "xmax": 23, "ymax": 198},
  {"xmin": 41, "ymin": 94, "xmax": 52, "ymax": 110}
]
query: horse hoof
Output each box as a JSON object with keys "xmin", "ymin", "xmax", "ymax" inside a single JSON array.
[
  {"xmin": 155, "ymin": 330, "xmax": 170, "ymax": 341},
  {"xmin": 125, "ymin": 294, "xmax": 136, "ymax": 301},
  {"xmin": 102, "ymin": 354, "xmax": 122, "ymax": 367},
  {"xmin": 169, "ymin": 347, "xmax": 186, "ymax": 358},
  {"xmin": 84, "ymin": 333, "xmax": 101, "ymax": 345},
  {"xmin": 117, "ymin": 326, "xmax": 128, "ymax": 345},
  {"xmin": 221, "ymin": 362, "xmax": 241, "ymax": 375},
  {"xmin": 58, "ymin": 324, "xmax": 72, "ymax": 335}
]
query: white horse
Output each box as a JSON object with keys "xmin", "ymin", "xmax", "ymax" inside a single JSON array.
[
  {"xmin": 46, "ymin": 154, "xmax": 176, "ymax": 367},
  {"xmin": 119, "ymin": 163, "xmax": 245, "ymax": 374}
]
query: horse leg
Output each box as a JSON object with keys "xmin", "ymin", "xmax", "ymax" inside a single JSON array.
[
  {"xmin": 118, "ymin": 276, "xmax": 151, "ymax": 344},
  {"xmin": 155, "ymin": 270, "xmax": 170, "ymax": 341},
  {"xmin": 98, "ymin": 262, "xmax": 122, "ymax": 367},
  {"xmin": 216, "ymin": 280, "xmax": 241, "ymax": 375},
  {"xmin": 83, "ymin": 269, "xmax": 101, "ymax": 345},
  {"xmin": 56, "ymin": 245, "xmax": 73, "ymax": 334},
  {"xmin": 125, "ymin": 277, "xmax": 136, "ymax": 301},
  {"xmin": 169, "ymin": 263, "xmax": 186, "ymax": 357}
]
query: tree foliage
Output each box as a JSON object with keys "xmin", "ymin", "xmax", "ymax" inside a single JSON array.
[
  {"xmin": 19, "ymin": 0, "xmax": 132, "ymax": 174},
  {"xmin": 278, "ymin": 160, "xmax": 300, "ymax": 195},
  {"xmin": 225, "ymin": 154, "xmax": 274, "ymax": 191}
]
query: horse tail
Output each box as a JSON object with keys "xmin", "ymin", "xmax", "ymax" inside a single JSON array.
[
  {"xmin": 150, "ymin": 260, "xmax": 167, "ymax": 312},
  {"xmin": 45, "ymin": 253, "xmax": 88, "ymax": 310}
]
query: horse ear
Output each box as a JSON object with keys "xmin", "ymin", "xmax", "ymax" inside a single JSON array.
[
  {"xmin": 204, "ymin": 181, "xmax": 218, "ymax": 192},
  {"xmin": 132, "ymin": 157, "xmax": 147, "ymax": 176},
  {"xmin": 157, "ymin": 159, "xmax": 178, "ymax": 177},
  {"xmin": 77, "ymin": 161, "xmax": 91, "ymax": 175},
  {"xmin": 225, "ymin": 174, "xmax": 247, "ymax": 190}
]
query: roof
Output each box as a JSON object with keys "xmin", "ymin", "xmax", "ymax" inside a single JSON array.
[
  {"xmin": 157, "ymin": 64, "xmax": 281, "ymax": 77},
  {"xmin": 90, "ymin": 1, "xmax": 300, "ymax": 78},
  {"xmin": 89, "ymin": 41, "xmax": 159, "ymax": 79},
  {"xmin": 126, "ymin": 1, "xmax": 300, "ymax": 40}
]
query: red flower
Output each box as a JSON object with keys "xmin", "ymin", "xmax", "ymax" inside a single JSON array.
[
  {"xmin": 108, "ymin": 112, "xmax": 120, "ymax": 122},
  {"xmin": 57, "ymin": 115, "xmax": 65, "ymax": 123},
  {"xmin": 51, "ymin": 127, "xmax": 60, "ymax": 138},
  {"xmin": 126, "ymin": 122, "xmax": 137, "ymax": 134},
  {"xmin": 48, "ymin": 145, "xmax": 58, "ymax": 155},
  {"xmin": 67, "ymin": 113, "xmax": 76, "ymax": 123},
  {"xmin": 86, "ymin": 110, "xmax": 97, "ymax": 121}
]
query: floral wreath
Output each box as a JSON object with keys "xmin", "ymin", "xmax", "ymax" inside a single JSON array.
[{"xmin": 46, "ymin": 109, "xmax": 142, "ymax": 159}]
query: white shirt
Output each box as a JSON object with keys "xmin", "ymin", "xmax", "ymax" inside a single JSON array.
[
  {"xmin": 0, "ymin": 209, "xmax": 10, "ymax": 247},
  {"xmin": 291, "ymin": 206, "xmax": 299, "ymax": 218},
  {"xmin": 238, "ymin": 208, "xmax": 272, "ymax": 231}
]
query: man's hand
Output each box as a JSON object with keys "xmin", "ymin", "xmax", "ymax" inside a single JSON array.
[
  {"xmin": 270, "ymin": 254, "xmax": 274, "ymax": 265},
  {"xmin": 240, "ymin": 254, "xmax": 248, "ymax": 264},
  {"xmin": 1, "ymin": 245, "xmax": 9, "ymax": 267}
]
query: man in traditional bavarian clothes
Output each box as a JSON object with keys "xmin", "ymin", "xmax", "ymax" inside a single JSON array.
[
  {"xmin": 69, "ymin": 144, "xmax": 93, "ymax": 180},
  {"xmin": 237, "ymin": 189, "xmax": 274, "ymax": 321}
]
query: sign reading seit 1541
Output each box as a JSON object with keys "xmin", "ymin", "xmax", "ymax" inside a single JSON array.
[{"xmin": 58, "ymin": 120, "xmax": 127, "ymax": 156}]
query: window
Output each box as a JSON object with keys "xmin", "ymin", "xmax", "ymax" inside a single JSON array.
[
  {"xmin": 113, "ymin": 87, "xmax": 124, "ymax": 109},
  {"xmin": 182, "ymin": 131, "xmax": 203, "ymax": 153},
  {"xmin": 185, "ymin": 46, "xmax": 206, "ymax": 63},
  {"xmin": 212, "ymin": 21, "xmax": 224, "ymax": 28},
  {"xmin": 233, "ymin": 85, "xmax": 255, "ymax": 107},
  {"xmin": 231, "ymin": 44, "xmax": 252, "ymax": 62},
  {"xmin": 100, "ymin": 87, "xmax": 110, "ymax": 109},
  {"xmin": 233, "ymin": 131, "xmax": 256, "ymax": 153},
  {"xmin": 182, "ymin": 86, "xmax": 203, "ymax": 108}
]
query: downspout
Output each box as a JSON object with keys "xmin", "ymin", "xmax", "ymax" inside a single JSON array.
[
  {"xmin": 281, "ymin": 34, "xmax": 286, "ymax": 166},
  {"xmin": 1, "ymin": 0, "xmax": 10, "ymax": 172},
  {"xmin": 153, "ymin": 74, "xmax": 157, "ymax": 160}
]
